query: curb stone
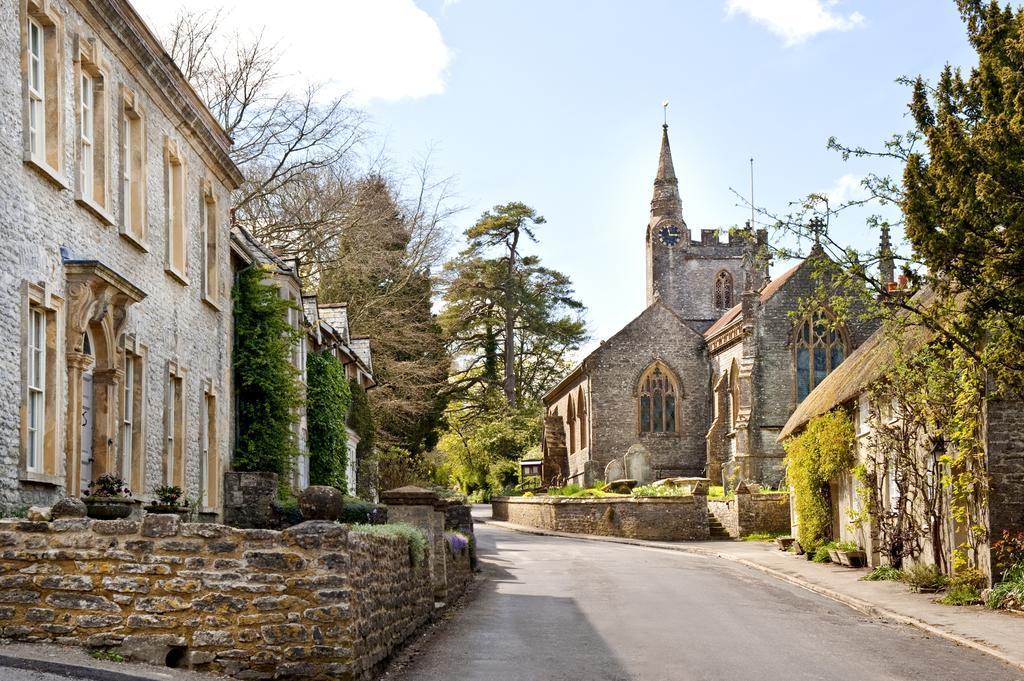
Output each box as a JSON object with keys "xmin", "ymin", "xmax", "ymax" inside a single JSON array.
[
  {"xmin": 0, "ymin": 652, "xmax": 170, "ymax": 681},
  {"xmin": 481, "ymin": 518, "xmax": 1024, "ymax": 674}
]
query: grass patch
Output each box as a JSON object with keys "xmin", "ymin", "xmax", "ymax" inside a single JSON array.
[
  {"xmin": 740, "ymin": 532, "xmax": 788, "ymax": 542},
  {"xmin": 90, "ymin": 650, "xmax": 125, "ymax": 663},
  {"xmin": 863, "ymin": 565, "xmax": 904, "ymax": 582},
  {"xmin": 631, "ymin": 484, "xmax": 690, "ymax": 498},
  {"xmin": 548, "ymin": 483, "xmax": 624, "ymax": 498},
  {"xmin": 707, "ymin": 485, "xmax": 733, "ymax": 500},
  {"xmin": 350, "ymin": 522, "xmax": 428, "ymax": 567}
]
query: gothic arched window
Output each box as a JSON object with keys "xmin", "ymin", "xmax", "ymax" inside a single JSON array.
[
  {"xmin": 566, "ymin": 395, "xmax": 576, "ymax": 454},
  {"xmin": 576, "ymin": 387, "xmax": 587, "ymax": 450},
  {"xmin": 714, "ymin": 270, "xmax": 734, "ymax": 309},
  {"xmin": 795, "ymin": 311, "xmax": 848, "ymax": 402},
  {"xmin": 638, "ymin": 363, "xmax": 679, "ymax": 434}
]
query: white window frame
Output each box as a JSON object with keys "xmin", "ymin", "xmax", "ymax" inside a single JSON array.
[
  {"xmin": 164, "ymin": 138, "xmax": 187, "ymax": 283},
  {"xmin": 27, "ymin": 18, "xmax": 44, "ymax": 159},
  {"xmin": 201, "ymin": 179, "xmax": 219, "ymax": 305},
  {"xmin": 27, "ymin": 308, "xmax": 46, "ymax": 473},
  {"xmin": 79, "ymin": 72, "xmax": 94, "ymax": 202},
  {"xmin": 121, "ymin": 354, "xmax": 134, "ymax": 482}
]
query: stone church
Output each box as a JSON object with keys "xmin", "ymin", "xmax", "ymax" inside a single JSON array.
[{"xmin": 542, "ymin": 125, "xmax": 878, "ymax": 488}]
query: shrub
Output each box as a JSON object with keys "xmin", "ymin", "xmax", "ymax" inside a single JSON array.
[
  {"xmin": 339, "ymin": 496, "xmax": 386, "ymax": 525},
  {"xmin": 902, "ymin": 563, "xmax": 948, "ymax": 592},
  {"xmin": 487, "ymin": 458, "xmax": 521, "ymax": 495},
  {"xmin": 350, "ymin": 522, "xmax": 428, "ymax": 567},
  {"xmin": 84, "ymin": 473, "xmax": 131, "ymax": 499},
  {"xmin": 783, "ymin": 409, "xmax": 856, "ymax": 555},
  {"xmin": 986, "ymin": 562, "xmax": 1024, "ymax": 610},
  {"xmin": 814, "ymin": 541, "xmax": 837, "ymax": 563},
  {"xmin": 467, "ymin": 489, "xmax": 491, "ymax": 504},
  {"xmin": 307, "ymin": 351, "xmax": 352, "ymax": 490},
  {"xmin": 836, "ymin": 540, "xmax": 861, "ymax": 553},
  {"xmin": 863, "ymin": 566, "xmax": 905, "ymax": 582},
  {"xmin": 233, "ymin": 266, "xmax": 304, "ymax": 491},
  {"xmin": 152, "ymin": 485, "xmax": 185, "ymax": 507},
  {"xmin": 992, "ymin": 529, "xmax": 1024, "ymax": 572}
]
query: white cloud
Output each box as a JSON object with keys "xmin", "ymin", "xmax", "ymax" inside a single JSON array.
[
  {"xmin": 132, "ymin": 0, "xmax": 452, "ymax": 103},
  {"xmin": 823, "ymin": 173, "xmax": 866, "ymax": 204},
  {"xmin": 725, "ymin": 0, "xmax": 865, "ymax": 46}
]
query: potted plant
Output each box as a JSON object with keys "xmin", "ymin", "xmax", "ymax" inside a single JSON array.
[
  {"xmin": 146, "ymin": 486, "xmax": 190, "ymax": 520},
  {"xmin": 836, "ymin": 540, "xmax": 867, "ymax": 568},
  {"xmin": 82, "ymin": 474, "xmax": 134, "ymax": 519}
]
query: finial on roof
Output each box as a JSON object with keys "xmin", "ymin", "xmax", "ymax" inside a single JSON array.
[{"xmin": 879, "ymin": 222, "xmax": 895, "ymax": 286}]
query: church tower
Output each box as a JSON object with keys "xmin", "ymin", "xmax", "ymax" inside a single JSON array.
[{"xmin": 645, "ymin": 124, "xmax": 747, "ymax": 333}]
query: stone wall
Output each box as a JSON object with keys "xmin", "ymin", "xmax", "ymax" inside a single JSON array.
[
  {"xmin": 707, "ymin": 492, "xmax": 790, "ymax": 538},
  {"xmin": 0, "ymin": 515, "xmax": 432, "ymax": 680},
  {"xmin": 491, "ymin": 495, "xmax": 709, "ymax": 541},
  {"xmin": 444, "ymin": 542, "xmax": 473, "ymax": 604},
  {"xmin": 982, "ymin": 397, "xmax": 1024, "ymax": 580}
]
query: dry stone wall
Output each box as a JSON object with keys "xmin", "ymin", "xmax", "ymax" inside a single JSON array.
[
  {"xmin": 0, "ymin": 515, "xmax": 432, "ymax": 680},
  {"xmin": 491, "ymin": 496, "xmax": 709, "ymax": 541},
  {"xmin": 708, "ymin": 492, "xmax": 790, "ymax": 538}
]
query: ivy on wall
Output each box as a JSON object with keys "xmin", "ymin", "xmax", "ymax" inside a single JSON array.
[
  {"xmin": 233, "ymin": 266, "xmax": 304, "ymax": 490},
  {"xmin": 783, "ymin": 409, "xmax": 856, "ymax": 554},
  {"xmin": 349, "ymin": 379, "xmax": 376, "ymax": 498},
  {"xmin": 307, "ymin": 351, "xmax": 353, "ymax": 490}
]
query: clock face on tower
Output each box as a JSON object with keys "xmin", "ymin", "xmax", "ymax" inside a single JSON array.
[{"xmin": 658, "ymin": 224, "xmax": 682, "ymax": 247}]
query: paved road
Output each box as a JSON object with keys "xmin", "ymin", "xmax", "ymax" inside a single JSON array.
[
  {"xmin": 0, "ymin": 669, "xmax": 90, "ymax": 681},
  {"xmin": 388, "ymin": 510, "xmax": 1022, "ymax": 681}
]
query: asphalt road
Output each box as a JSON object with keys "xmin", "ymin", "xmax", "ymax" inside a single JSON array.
[
  {"xmin": 388, "ymin": 510, "xmax": 1023, "ymax": 681},
  {"xmin": 0, "ymin": 670, "xmax": 89, "ymax": 681}
]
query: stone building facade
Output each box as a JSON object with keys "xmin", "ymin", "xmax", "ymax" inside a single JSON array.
[
  {"xmin": 543, "ymin": 124, "xmax": 876, "ymax": 487},
  {"xmin": 0, "ymin": 0, "xmax": 243, "ymax": 512}
]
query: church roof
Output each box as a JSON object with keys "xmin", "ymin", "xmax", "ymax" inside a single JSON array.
[
  {"xmin": 542, "ymin": 298, "xmax": 702, "ymax": 405},
  {"xmin": 702, "ymin": 260, "xmax": 805, "ymax": 339},
  {"xmin": 777, "ymin": 288, "xmax": 936, "ymax": 441}
]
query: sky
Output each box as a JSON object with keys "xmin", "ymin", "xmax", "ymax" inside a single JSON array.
[{"xmin": 132, "ymin": 0, "xmax": 986, "ymax": 351}]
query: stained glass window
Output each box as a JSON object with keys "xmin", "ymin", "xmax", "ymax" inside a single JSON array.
[
  {"xmin": 795, "ymin": 311, "xmax": 847, "ymax": 402},
  {"xmin": 638, "ymin": 364, "xmax": 679, "ymax": 434}
]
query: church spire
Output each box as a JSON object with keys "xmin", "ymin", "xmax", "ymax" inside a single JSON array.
[{"xmin": 650, "ymin": 124, "xmax": 685, "ymax": 224}]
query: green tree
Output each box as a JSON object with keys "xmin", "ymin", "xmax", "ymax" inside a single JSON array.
[
  {"xmin": 902, "ymin": 0, "xmax": 1024, "ymax": 387},
  {"xmin": 348, "ymin": 379, "xmax": 377, "ymax": 498},
  {"xmin": 442, "ymin": 202, "xmax": 587, "ymax": 412},
  {"xmin": 306, "ymin": 351, "xmax": 352, "ymax": 490},
  {"xmin": 233, "ymin": 266, "xmax": 304, "ymax": 491}
]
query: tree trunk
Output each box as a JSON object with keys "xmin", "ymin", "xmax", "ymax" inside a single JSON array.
[{"xmin": 503, "ymin": 227, "xmax": 520, "ymax": 407}]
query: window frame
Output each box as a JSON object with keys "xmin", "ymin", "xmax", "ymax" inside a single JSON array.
[
  {"xmin": 637, "ymin": 362, "xmax": 681, "ymax": 435},
  {"xmin": 201, "ymin": 178, "xmax": 219, "ymax": 306},
  {"xmin": 164, "ymin": 362, "xmax": 186, "ymax": 488},
  {"xmin": 199, "ymin": 385, "xmax": 219, "ymax": 510},
  {"xmin": 21, "ymin": 282, "xmax": 64, "ymax": 484},
  {"xmin": 73, "ymin": 35, "xmax": 112, "ymax": 223},
  {"xmin": 714, "ymin": 269, "xmax": 734, "ymax": 310},
  {"xmin": 164, "ymin": 137, "xmax": 188, "ymax": 284},
  {"xmin": 22, "ymin": 0, "xmax": 66, "ymax": 186},
  {"xmin": 793, "ymin": 310, "xmax": 848, "ymax": 403},
  {"xmin": 121, "ymin": 341, "xmax": 147, "ymax": 493},
  {"xmin": 119, "ymin": 86, "xmax": 147, "ymax": 248}
]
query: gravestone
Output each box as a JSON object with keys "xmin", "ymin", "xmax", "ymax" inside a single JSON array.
[
  {"xmin": 604, "ymin": 458, "xmax": 626, "ymax": 483},
  {"xmin": 624, "ymin": 444, "xmax": 653, "ymax": 485}
]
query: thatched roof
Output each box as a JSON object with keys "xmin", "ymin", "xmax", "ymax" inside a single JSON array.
[{"xmin": 778, "ymin": 291, "xmax": 936, "ymax": 441}]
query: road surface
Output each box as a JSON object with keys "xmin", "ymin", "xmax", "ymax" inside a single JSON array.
[{"xmin": 387, "ymin": 508, "xmax": 1021, "ymax": 681}]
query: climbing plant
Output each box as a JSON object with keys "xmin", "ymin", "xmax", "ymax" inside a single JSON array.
[
  {"xmin": 783, "ymin": 409, "xmax": 857, "ymax": 554},
  {"xmin": 860, "ymin": 330, "xmax": 987, "ymax": 572},
  {"xmin": 348, "ymin": 380, "xmax": 376, "ymax": 498},
  {"xmin": 307, "ymin": 351, "xmax": 352, "ymax": 490},
  {"xmin": 233, "ymin": 266, "xmax": 304, "ymax": 491}
]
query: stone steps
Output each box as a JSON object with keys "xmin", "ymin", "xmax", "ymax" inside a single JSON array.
[{"xmin": 707, "ymin": 516, "xmax": 732, "ymax": 539}]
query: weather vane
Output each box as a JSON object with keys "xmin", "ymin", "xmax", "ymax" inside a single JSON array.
[{"xmin": 662, "ymin": 100, "xmax": 669, "ymax": 126}]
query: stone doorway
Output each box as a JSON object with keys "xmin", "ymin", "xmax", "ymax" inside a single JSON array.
[{"xmin": 64, "ymin": 262, "xmax": 145, "ymax": 496}]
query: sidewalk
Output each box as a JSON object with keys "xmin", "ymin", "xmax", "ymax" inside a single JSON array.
[
  {"xmin": 0, "ymin": 642, "xmax": 222, "ymax": 681},
  {"xmin": 484, "ymin": 518, "xmax": 1024, "ymax": 672}
]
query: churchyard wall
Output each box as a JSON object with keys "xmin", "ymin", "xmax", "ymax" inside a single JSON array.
[
  {"xmin": 707, "ymin": 492, "xmax": 790, "ymax": 538},
  {"xmin": 491, "ymin": 495, "xmax": 709, "ymax": 541}
]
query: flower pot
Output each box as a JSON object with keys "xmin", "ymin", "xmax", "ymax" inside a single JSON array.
[
  {"xmin": 776, "ymin": 537, "xmax": 795, "ymax": 552},
  {"xmin": 145, "ymin": 504, "xmax": 190, "ymax": 521},
  {"xmin": 83, "ymin": 498, "xmax": 133, "ymax": 520},
  {"xmin": 836, "ymin": 549, "xmax": 867, "ymax": 568},
  {"xmin": 829, "ymin": 549, "xmax": 843, "ymax": 564}
]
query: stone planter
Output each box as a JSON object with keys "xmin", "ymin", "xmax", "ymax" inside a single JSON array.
[
  {"xmin": 837, "ymin": 550, "xmax": 866, "ymax": 568},
  {"xmin": 144, "ymin": 504, "xmax": 190, "ymax": 521},
  {"xmin": 776, "ymin": 536, "xmax": 795, "ymax": 552},
  {"xmin": 83, "ymin": 498, "xmax": 133, "ymax": 520},
  {"xmin": 828, "ymin": 548, "xmax": 842, "ymax": 564}
]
